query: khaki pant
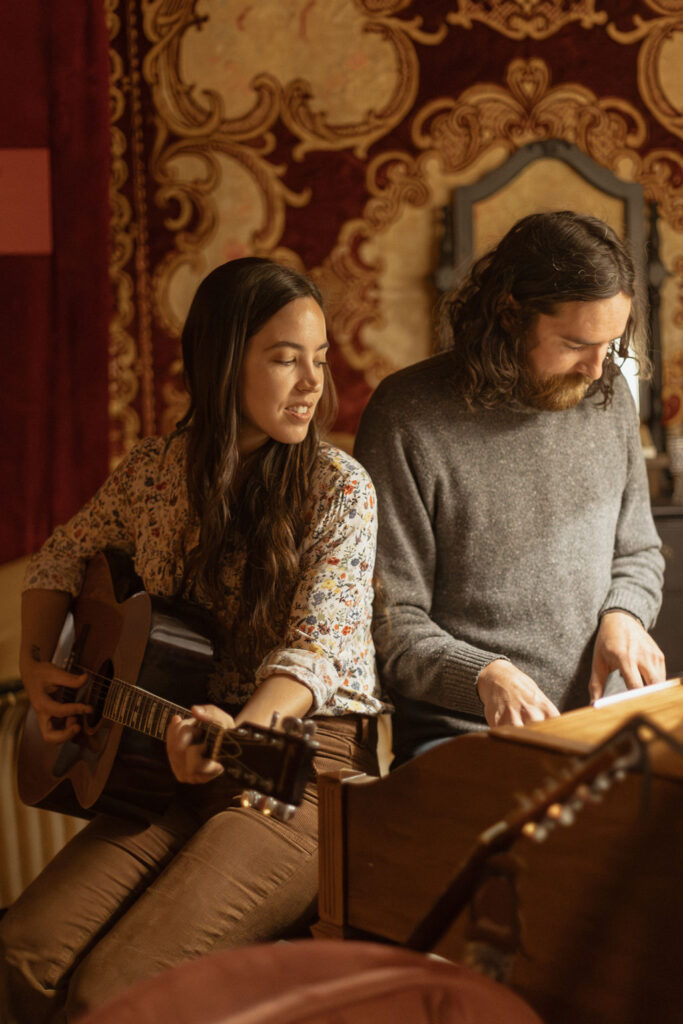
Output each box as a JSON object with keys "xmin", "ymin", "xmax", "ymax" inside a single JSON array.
[{"xmin": 0, "ymin": 716, "xmax": 378, "ymax": 1023}]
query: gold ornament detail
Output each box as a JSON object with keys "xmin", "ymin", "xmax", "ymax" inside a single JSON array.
[
  {"xmin": 135, "ymin": 0, "xmax": 314, "ymax": 435},
  {"xmin": 662, "ymin": 337, "xmax": 683, "ymax": 426},
  {"xmin": 607, "ymin": 4, "xmax": 683, "ymax": 142},
  {"xmin": 279, "ymin": 4, "xmax": 448, "ymax": 160},
  {"xmin": 674, "ymin": 255, "xmax": 683, "ymax": 328},
  {"xmin": 446, "ymin": 0, "xmax": 608, "ymax": 41},
  {"xmin": 659, "ymin": 250, "xmax": 683, "ymax": 427},
  {"xmin": 138, "ymin": 0, "xmax": 450, "ymax": 432},
  {"xmin": 322, "ymin": 58, "xmax": 683, "ymax": 383},
  {"xmin": 108, "ymin": 0, "xmax": 451, "ymax": 444}
]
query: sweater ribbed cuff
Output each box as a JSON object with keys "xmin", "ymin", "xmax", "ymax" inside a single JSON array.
[
  {"xmin": 600, "ymin": 586, "xmax": 658, "ymax": 631},
  {"xmin": 437, "ymin": 649, "xmax": 507, "ymax": 717}
]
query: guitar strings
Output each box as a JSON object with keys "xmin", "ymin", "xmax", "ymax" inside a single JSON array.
[
  {"xmin": 50, "ymin": 665, "xmax": 298, "ymax": 799},
  {"xmin": 66, "ymin": 663, "xmax": 188, "ymax": 717},
  {"xmin": 56, "ymin": 663, "xmax": 256, "ymax": 760}
]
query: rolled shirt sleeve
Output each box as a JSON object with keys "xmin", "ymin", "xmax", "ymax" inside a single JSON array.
[
  {"xmin": 24, "ymin": 436, "xmax": 384, "ymax": 716},
  {"xmin": 255, "ymin": 448, "xmax": 383, "ymax": 715}
]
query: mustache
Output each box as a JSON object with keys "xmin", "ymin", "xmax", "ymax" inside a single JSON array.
[{"xmin": 518, "ymin": 371, "xmax": 593, "ymax": 411}]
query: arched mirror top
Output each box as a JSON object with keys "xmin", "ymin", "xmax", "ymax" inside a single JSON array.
[{"xmin": 436, "ymin": 138, "xmax": 662, "ymax": 452}]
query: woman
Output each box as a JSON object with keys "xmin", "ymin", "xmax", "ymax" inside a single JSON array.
[{"xmin": 1, "ymin": 258, "xmax": 384, "ymax": 1023}]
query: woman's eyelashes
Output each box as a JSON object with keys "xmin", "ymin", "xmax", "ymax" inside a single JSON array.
[{"xmin": 272, "ymin": 358, "xmax": 327, "ymax": 367}]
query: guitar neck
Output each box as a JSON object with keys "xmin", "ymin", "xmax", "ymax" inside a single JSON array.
[
  {"xmin": 97, "ymin": 675, "xmax": 313, "ymax": 806},
  {"xmin": 102, "ymin": 676, "xmax": 230, "ymax": 762},
  {"xmin": 103, "ymin": 678, "xmax": 196, "ymax": 743},
  {"xmin": 24, "ymin": 551, "xmax": 314, "ymax": 820}
]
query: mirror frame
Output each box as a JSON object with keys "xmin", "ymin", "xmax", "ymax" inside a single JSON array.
[{"xmin": 436, "ymin": 138, "xmax": 663, "ymax": 450}]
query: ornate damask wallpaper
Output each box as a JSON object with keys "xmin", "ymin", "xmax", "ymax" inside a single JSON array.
[{"xmin": 107, "ymin": 0, "xmax": 683, "ymax": 458}]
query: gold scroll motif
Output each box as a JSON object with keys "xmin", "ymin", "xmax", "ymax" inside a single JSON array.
[
  {"xmin": 447, "ymin": 0, "xmax": 608, "ymax": 40},
  {"xmin": 107, "ymin": 1, "xmax": 683, "ymax": 450},
  {"xmin": 321, "ymin": 58, "xmax": 683, "ymax": 388},
  {"xmin": 110, "ymin": 0, "xmax": 449, "ymax": 444},
  {"xmin": 607, "ymin": 2, "xmax": 683, "ymax": 142},
  {"xmin": 108, "ymin": 0, "xmax": 144, "ymax": 460}
]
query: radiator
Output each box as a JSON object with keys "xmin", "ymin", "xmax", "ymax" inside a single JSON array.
[{"xmin": 0, "ymin": 689, "xmax": 84, "ymax": 908}]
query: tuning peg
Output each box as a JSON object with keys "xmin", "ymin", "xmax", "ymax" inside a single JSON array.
[
  {"xmin": 270, "ymin": 712, "xmax": 281, "ymax": 729},
  {"xmin": 531, "ymin": 787, "xmax": 548, "ymax": 805},
  {"xmin": 591, "ymin": 772, "xmax": 612, "ymax": 796},
  {"xmin": 546, "ymin": 802, "xmax": 575, "ymax": 827},
  {"xmin": 240, "ymin": 789, "xmax": 296, "ymax": 822},
  {"xmin": 574, "ymin": 779, "xmax": 604, "ymax": 804},
  {"xmin": 571, "ymin": 783, "xmax": 592, "ymax": 809},
  {"xmin": 568, "ymin": 795, "xmax": 585, "ymax": 814},
  {"xmin": 522, "ymin": 820, "xmax": 552, "ymax": 843}
]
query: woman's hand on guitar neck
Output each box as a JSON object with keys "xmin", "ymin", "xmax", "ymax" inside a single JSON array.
[
  {"xmin": 21, "ymin": 660, "xmax": 91, "ymax": 744},
  {"xmin": 166, "ymin": 675, "xmax": 313, "ymax": 784},
  {"xmin": 166, "ymin": 705, "xmax": 236, "ymax": 784}
]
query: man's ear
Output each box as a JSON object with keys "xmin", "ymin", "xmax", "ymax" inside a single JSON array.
[{"xmin": 497, "ymin": 294, "xmax": 522, "ymax": 334}]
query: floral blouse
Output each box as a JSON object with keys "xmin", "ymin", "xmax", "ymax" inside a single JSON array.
[{"xmin": 24, "ymin": 435, "xmax": 385, "ymax": 716}]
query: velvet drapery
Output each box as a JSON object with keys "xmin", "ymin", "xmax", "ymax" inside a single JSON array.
[{"xmin": 0, "ymin": 0, "xmax": 111, "ymax": 564}]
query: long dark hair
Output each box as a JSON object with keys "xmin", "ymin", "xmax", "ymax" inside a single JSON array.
[
  {"xmin": 173, "ymin": 257, "xmax": 337, "ymax": 672},
  {"xmin": 438, "ymin": 210, "xmax": 647, "ymax": 408}
]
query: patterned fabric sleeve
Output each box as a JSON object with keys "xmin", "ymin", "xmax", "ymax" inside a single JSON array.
[
  {"xmin": 22, "ymin": 441, "xmax": 155, "ymax": 595},
  {"xmin": 255, "ymin": 448, "xmax": 380, "ymax": 714}
]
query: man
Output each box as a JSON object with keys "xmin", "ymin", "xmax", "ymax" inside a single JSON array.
[{"xmin": 354, "ymin": 211, "xmax": 666, "ymax": 766}]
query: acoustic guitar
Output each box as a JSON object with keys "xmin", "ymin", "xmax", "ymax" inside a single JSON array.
[{"xmin": 17, "ymin": 550, "xmax": 317, "ymax": 823}]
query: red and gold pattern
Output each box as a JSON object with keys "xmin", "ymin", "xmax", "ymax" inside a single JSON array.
[
  {"xmin": 446, "ymin": 1, "xmax": 609, "ymax": 41},
  {"xmin": 107, "ymin": 0, "xmax": 683, "ymax": 456}
]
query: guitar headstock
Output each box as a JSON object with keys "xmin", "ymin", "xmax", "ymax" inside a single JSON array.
[
  {"xmin": 503, "ymin": 715, "xmax": 664, "ymax": 847},
  {"xmin": 406, "ymin": 716, "xmax": 654, "ymax": 955},
  {"xmin": 209, "ymin": 716, "xmax": 318, "ymax": 816},
  {"xmin": 239, "ymin": 788, "xmax": 297, "ymax": 822},
  {"xmin": 516, "ymin": 737, "xmax": 639, "ymax": 845}
]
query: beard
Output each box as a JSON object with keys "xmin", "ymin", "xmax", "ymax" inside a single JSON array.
[{"xmin": 517, "ymin": 368, "xmax": 592, "ymax": 411}]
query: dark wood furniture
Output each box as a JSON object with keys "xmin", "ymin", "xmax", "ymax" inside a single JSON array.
[
  {"xmin": 314, "ymin": 683, "xmax": 683, "ymax": 1024},
  {"xmin": 652, "ymin": 505, "xmax": 683, "ymax": 675}
]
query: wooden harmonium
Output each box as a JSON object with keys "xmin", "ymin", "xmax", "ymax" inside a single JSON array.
[{"xmin": 315, "ymin": 680, "xmax": 683, "ymax": 1024}]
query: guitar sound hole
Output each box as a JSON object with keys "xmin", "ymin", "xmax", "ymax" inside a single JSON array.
[{"xmin": 85, "ymin": 660, "xmax": 112, "ymax": 728}]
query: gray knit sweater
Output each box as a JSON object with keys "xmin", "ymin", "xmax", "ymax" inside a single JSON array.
[{"xmin": 354, "ymin": 352, "xmax": 664, "ymax": 723}]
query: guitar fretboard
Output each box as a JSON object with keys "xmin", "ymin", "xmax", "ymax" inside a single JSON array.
[
  {"xmin": 97, "ymin": 677, "xmax": 249, "ymax": 769},
  {"xmin": 103, "ymin": 677, "xmax": 186, "ymax": 741}
]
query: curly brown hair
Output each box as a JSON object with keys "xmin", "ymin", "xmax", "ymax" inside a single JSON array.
[
  {"xmin": 173, "ymin": 257, "xmax": 337, "ymax": 675},
  {"xmin": 437, "ymin": 211, "xmax": 649, "ymax": 409}
]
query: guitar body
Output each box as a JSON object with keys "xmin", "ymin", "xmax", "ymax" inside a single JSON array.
[{"xmin": 18, "ymin": 551, "xmax": 215, "ymax": 821}]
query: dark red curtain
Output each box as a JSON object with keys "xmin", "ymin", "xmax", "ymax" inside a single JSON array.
[{"xmin": 0, "ymin": 0, "xmax": 111, "ymax": 563}]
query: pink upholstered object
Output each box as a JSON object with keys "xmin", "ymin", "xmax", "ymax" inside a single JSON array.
[{"xmin": 81, "ymin": 940, "xmax": 543, "ymax": 1024}]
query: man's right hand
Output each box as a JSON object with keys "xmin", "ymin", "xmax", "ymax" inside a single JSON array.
[
  {"xmin": 476, "ymin": 659, "xmax": 559, "ymax": 727},
  {"xmin": 22, "ymin": 660, "xmax": 91, "ymax": 744}
]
